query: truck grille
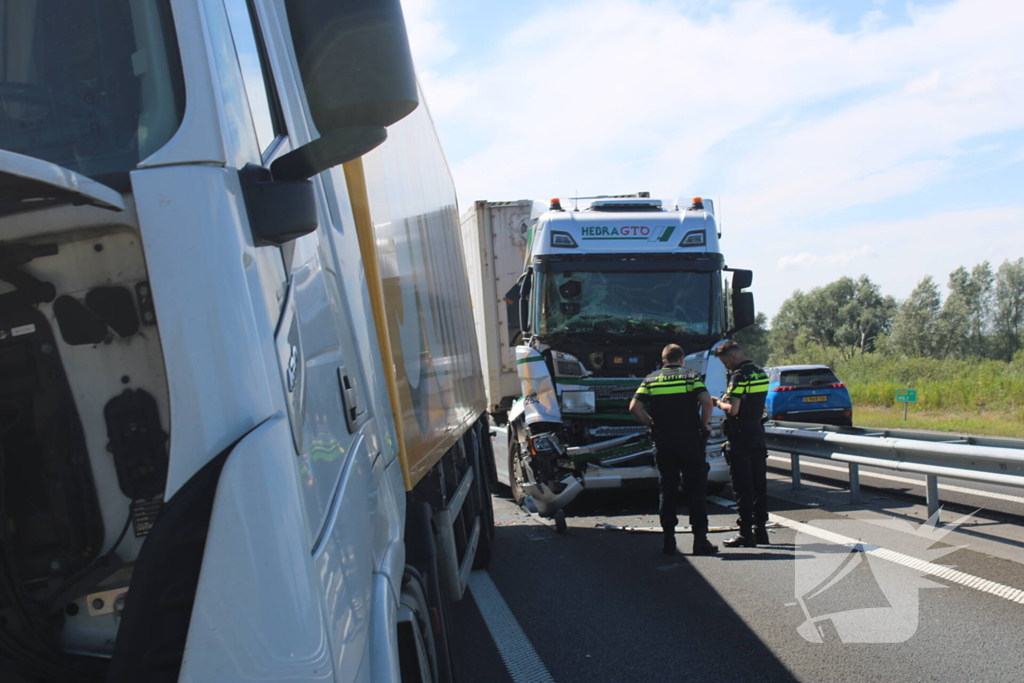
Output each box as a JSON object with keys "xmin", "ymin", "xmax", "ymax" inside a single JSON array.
[
  {"xmin": 589, "ymin": 425, "xmax": 649, "ymax": 438},
  {"xmin": 593, "ymin": 385, "xmax": 638, "ymax": 401}
]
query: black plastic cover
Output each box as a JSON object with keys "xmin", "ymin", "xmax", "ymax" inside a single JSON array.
[
  {"xmin": 86, "ymin": 286, "xmax": 140, "ymax": 337},
  {"xmin": 53, "ymin": 295, "xmax": 108, "ymax": 345},
  {"xmin": 104, "ymin": 389, "xmax": 168, "ymax": 500}
]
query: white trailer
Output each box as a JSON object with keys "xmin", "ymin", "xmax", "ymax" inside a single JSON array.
[
  {"xmin": 460, "ymin": 200, "xmax": 536, "ymax": 415},
  {"xmin": 0, "ymin": 1, "xmax": 491, "ymax": 682}
]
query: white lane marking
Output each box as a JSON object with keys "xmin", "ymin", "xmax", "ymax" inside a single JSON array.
[
  {"xmin": 767, "ymin": 454, "xmax": 1024, "ymax": 505},
  {"xmin": 708, "ymin": 495, "xmax": 1024, "ymax": 605},
  {"xmin": 468, "ymin": 570, "xmax": 556, "ymax": 683}
]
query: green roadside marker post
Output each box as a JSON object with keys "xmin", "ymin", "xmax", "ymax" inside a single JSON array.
[{"xmin": 896, "ymin": 388, "xmax": 918, "ymax": 421}]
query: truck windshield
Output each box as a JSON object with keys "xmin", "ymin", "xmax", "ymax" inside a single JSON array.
[
  {"xmin": 0, "ymin": 0, "xmax": 184, "ymax": 190},
  {"xmin": 538, "ymin": 270, "xmax": 723, "ymax": 337}
]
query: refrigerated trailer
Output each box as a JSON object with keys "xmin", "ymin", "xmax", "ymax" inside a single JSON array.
[{"xmin": 0, "ymin": 1, "xmax": 492, "ymax": 682}]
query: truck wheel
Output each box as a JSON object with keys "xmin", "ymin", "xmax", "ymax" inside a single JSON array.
[
  {"xmin": 508, "ymin": 438, "xmax": 527, "ymax": 506},
  {"xmin": 397, "ymin": 571, "xmax": 440, "ymax": 683},
  {"xmin": 473, "ymin": 424, "xmax": 495, "ymax": 570}
]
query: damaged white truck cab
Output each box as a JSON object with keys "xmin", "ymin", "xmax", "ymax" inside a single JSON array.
[
  {"xmin": 0, "ymin": 1, "xmax": 493, "ymax": 682},
  {"xmin": 467, "ymin": 196, "xmax": 755, "ymax": 517}
]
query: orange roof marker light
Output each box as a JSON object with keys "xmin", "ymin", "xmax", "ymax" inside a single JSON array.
[
  {"xmin": 690, "ymin": 196, "xmax": 704, "ymax": 210},
  {"xmin": 550, "ymin": 198, "xmax": 563, "ymax": 211}
]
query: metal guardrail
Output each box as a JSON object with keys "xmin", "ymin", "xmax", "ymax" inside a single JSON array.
[{"xmin": 764, "ymin": 421, "xmax": 1024, "ymax": 519}]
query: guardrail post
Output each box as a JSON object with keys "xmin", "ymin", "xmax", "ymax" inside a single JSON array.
[
  {"xmin": 791, "ymin": 452, "xmax": 801, "ymax": 490},
  {"xmin": 848, "ymin": 463, "xmax": 860, "ymax": 505},
  {"xmin": 926, "ymin": 475, "xmax": 940, "ymax": 522}
]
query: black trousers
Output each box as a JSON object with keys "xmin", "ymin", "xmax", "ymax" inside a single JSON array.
[
  {"xmin": 654, "ymin": 431, "xmax": 709, "ymax": 536},
  {"xmin": 727, "ymin": 431, "xmax": 769, "ymax": 528}
]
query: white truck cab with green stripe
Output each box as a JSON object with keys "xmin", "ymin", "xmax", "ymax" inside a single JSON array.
[{"xmin": 496, "ymin": 195, "xmax": 756, "ymax": 516}]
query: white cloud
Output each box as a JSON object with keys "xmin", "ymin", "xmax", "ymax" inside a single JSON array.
[
  {"xmin": 401, "ymin": 0, "xmax": 457, "ymax": 70},
  {"xmin": 404, "ymin": 0, "xmax": 1024, "ymax": 317},
  {"xmin": 750, "ymin": 205, "xmax": 1024, "ymax": 317},
  {"xmin": 777, "ymin": 245, "xmax": 875, "ymax": 270}
]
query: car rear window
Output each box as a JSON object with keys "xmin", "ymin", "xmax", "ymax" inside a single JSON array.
[{"xmin": 779, "ymin": 369, "xmax": 840, "ymax": 387}]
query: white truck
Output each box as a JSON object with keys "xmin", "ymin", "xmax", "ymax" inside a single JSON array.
[
  {"xmin": 0, "ymin": 1, "xmax": 492, "ymax": 682},
  {"xmin": 461, "ymin": 196, "xmax": 756, "ymax": 517}
]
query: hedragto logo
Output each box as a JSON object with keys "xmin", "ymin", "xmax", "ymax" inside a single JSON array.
[{"xmin": 579, "ymin": 225, "xmax": 676, "ymax": 242}]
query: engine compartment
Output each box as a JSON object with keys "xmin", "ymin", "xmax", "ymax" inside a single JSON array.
[{"xmin": 0, "ymin": 203, "xmax": 170, "ymax": 681}]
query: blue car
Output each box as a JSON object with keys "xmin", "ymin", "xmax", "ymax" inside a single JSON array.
[{"xmin": 764, "ymin": 365, "xmax": 853, "ymax": 426}]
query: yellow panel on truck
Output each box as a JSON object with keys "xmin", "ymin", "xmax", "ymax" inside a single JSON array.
[{"xmin": 346, "ymin": 91, "xmax": 486, "ymax": 490}]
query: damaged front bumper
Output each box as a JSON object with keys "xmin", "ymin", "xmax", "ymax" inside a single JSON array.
[{"xmin": 522, "ymin": 434, "xmax": 731, "ymax": 517}]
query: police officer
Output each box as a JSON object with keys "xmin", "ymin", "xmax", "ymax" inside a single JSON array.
[
  {"xmin": 629, "ymin": 344, "xmax": 717, "ymax": 556},
  {"xmin": 711, "ymin": 340, "xmax": 770, "ymax": 547}
]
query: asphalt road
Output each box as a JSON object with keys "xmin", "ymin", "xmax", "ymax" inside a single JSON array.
[{"xmin": 450, "ymin": 482, "xmax": 1024, "ymax": 683}]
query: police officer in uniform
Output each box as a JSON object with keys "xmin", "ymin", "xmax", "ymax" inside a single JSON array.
[
  {"xmin": 711, "ymin": 340, "xmax": 771, "ymax": 547},
  {"xmin": 629, "ymin": 344, "xmax": 717, "ymax": 556}
]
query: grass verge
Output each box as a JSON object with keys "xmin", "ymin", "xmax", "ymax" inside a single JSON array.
[{"xmin": 854, "ymin": 405, "xmax": 1024, "ymax": 438}]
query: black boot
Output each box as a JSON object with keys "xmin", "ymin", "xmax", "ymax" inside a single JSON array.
[
  {"xmin": 662, "ymin": 532, "xmax": 677, "ymax": 555},
  {"xmin": 754, "ymin": 526, "xmax": 770, "ymax": 545},
  {"xmin": 692, "ymin": 535, "xmax": 718, "ymax": 556},
  {"xmin": 723, "ymin": 526, "xmax": 757, "ymax": 548}
]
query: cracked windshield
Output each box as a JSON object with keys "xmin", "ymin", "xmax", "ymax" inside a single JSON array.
[{"xmin": 539, "ymin": 270, "xmax": 721, "ymax": 337}]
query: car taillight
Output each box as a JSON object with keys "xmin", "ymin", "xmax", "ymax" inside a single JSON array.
[
  {"xmin": 773, "ymin": 386, "xmax": 794, "ymax": 392},
  {"xmin": 830, "ymin": 382, "xmax": 846, "ymax": 388}
]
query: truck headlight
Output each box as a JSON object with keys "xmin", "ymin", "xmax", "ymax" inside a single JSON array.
[
  {"xmin": 561, "ymin": 390, "xmax": 595, "ymax": 413},
  {"xmin": 552, "ymin": 350, "xmax": 587, "ymax": 378}
]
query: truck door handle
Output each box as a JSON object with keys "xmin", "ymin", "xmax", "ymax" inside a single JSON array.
[{"xmin": 338, "ymin": 366, "xmax": 366, "ymax": 433}]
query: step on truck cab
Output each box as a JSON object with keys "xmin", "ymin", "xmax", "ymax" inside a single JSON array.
[
  {"xmin": 462, "ymin": 196, "xmax": 756, "ymax": 516},
  {"xmin": 0, "ymin": 1, "xmax": 493, "ymax": 682}
]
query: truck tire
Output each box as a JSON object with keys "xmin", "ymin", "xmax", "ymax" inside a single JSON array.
[
  {"xmin": 404, "ymin": 502, "xmax": 459, "ymax": 683},
  {"xmin": 508, "ymin": 437, "xmax": 527, "ymax": 506},
  {"xmin": 472, "ymin": 423, "xmax": 495, "ymax": 570}
]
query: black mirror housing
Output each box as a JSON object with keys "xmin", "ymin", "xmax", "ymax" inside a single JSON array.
[
  {"xmin": 275, "ymin": 0, "xmax": 419, "ymax": 180},
  {"xmin": 240, "ymin": 164, "xmax": 318, "ymax": 246},
  {"xmin": 731, "ymin": 291, "xmax": 755, "ymax": 333},
  {"xmin": 730, "ymin": 268, "xmax": 753, "ymax": 291}
]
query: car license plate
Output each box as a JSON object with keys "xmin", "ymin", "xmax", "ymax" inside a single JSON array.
[{"xmin": 803, "ymin": 395, "xmax": 828, "ymax": 403}]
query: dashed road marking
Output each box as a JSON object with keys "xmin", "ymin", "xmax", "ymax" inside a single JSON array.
[
  {"xmin": 468, "ymin": 570, "xmax": 556, "ymax": 683},
  {"xmin": 709, "ymin": 495, "xmax": 1024, "ymax": 605},
  {"xmin": 767, "ymin": 454, "xmax": 1024, "ymax": 506}
]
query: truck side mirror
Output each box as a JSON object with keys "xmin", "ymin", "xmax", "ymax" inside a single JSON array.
[
  {"xmin": 730, "ymin": 269, "xmax": 753, "ymax": 291},
  {"xmin": 731, "ymin": 291, "xmax": 755, "ymax": 333},
  {"xmin": 518, "ymin": 269, "xmax": 533, "ymax": 336},
  {"xmin": 272, "ymin": 0, "xmax": 418, "ymax": 180},
  {"xmin": 727, "ymin": 268, "xmax": 755, "ymax": 333}
]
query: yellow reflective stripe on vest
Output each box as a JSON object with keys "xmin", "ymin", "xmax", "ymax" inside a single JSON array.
[
  {"xmin": 731, "ymin": 379, "xmax": 769, "ymax": 395},
  {"xmin": 648, "ymin": 383, "xmax": 699, "ymax": 396}
]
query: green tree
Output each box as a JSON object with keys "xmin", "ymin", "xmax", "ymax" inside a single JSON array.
[
  {"xmin": 994, "ymin": 258, "xmax": 1024, "ymax": 361},
  {"xmin": 938, "ymin": 262, "xmax": 994, "ymax": 359},
  {"xmin": 769, "ymin": 291, "xmax": 806, "ymax": 358},
  {"xmin": 889, "ymin": 276, "xmax": 942, "ymax": 357},
  {"xmin": 734, "ymin": 312, "xmax": 769, "ymax": 365},
  {"xmin": 768, "ymin": 276, "xmax": 895, "ymax": 360}
]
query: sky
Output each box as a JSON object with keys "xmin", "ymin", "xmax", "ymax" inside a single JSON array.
[{"xmin": 400, "ymin": 0, "xmax": 1024, "ymax": 321}]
